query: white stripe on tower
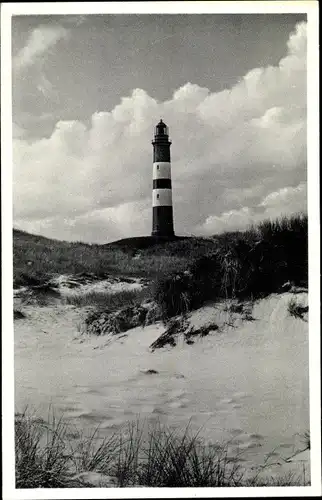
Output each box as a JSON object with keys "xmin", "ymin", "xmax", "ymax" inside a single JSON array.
[
  {"xmin": 152, "ymin": 162, "xmax": 171, "ymax": 180},
  {"xmin": 152, "ymin": 189, "xmax": 173, "ymax": 206}
]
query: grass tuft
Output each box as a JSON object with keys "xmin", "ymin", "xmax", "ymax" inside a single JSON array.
[
  {"xmin": 64, "ymin": 287, "xmax": 148, "ymax": 310},
  {"xmin": 15, "ymin": 410, "xmax": 310, "ymax": 488},
  {"xmin": 15, "ymin": 409, "xmax": 80, "ymax": 488},
  {"xmin": 301, "ymin": 430, "xmax": 311, "ymax": 450}
]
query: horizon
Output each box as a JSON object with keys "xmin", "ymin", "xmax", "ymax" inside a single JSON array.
[
  {"xmin": 12, "ymin": 211, "xmax": 308, "ymax": 246},
  {"xmin": 12, "ymin": 12, "xmax": 307, "ymax": 243}
]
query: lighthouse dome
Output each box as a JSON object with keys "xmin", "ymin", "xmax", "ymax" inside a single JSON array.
[{"xmin": 155, "ymin": 119, "xmax": 169, "ymax": 136}]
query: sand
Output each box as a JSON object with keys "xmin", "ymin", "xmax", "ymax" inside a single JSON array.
[{"xmin": 14, "ymin": 284, "xmax": 310, "ymax": 483}]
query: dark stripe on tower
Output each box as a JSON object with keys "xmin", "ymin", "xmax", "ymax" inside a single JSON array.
[
  {"xmin": 153, "ymin": 178, "xmax": 172, "ymax": 189},
  {"xmin": 153, "ymin": 144, "xmax": 171, "ymax": 162},
  {"xmin": 152, "ymin": 206, "xmax": 174, "ymax": 236}
]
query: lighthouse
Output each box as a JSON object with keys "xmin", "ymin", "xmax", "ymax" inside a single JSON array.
[{"xmin": 151, "ymin": 119, "xmax": 175, "ymax": 238}]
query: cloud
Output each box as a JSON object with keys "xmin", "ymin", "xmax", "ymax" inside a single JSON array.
[
  {"xmin": 14, "ymin": 200, "xmax": 152, "ymax": 244},
  {"xmin": 260, "ymin": 182, "xmax": 307, "ymax": 211},
  {"xmin": 13, "ymin": 22, "xmax": 307, "ymax": 243},
  {"xmin": 13, "ymin": 24, "xmax": 69, "ymax": 100},
  {"xmin": 13, "ymin": 24, "xmax": 68, "ymax": 73},
  {"xmin": 201, "ymin": 182, "xmax": 307, "ymax": 235}
]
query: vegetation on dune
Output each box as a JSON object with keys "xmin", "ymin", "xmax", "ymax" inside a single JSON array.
[
  {"xmin": 15, "ymin": 410, "xmax": 81, "ymax": 488},
  {"xmin": 152, "ymin": 214, "xmax": 308, "ymax": 320},
  {"xmin": 64, "ymin": 287, "xmax": 162, "ymax": 336},
  {"xmin": 14, "ymin": 214, "xmax": 308, "ymax": 333},
  {"xmin": 13, "ymin": 230, "xmax": 202, "ymax": 288},
  {"xmin": 64, "ymin": 287, "xmax": 149, "ymax": 309},
  {"xmin": 13, "ymin": 217, "xmax": 310, "ymax": 487},
  {"xmin": 149, "ymin": 316, "xmax": 219, "ymax": 350},
  {"xmin": 15, "ymin": 410, "xmax": 309, "ymax": 488},
  {"xmin": 83, "ymin": 300, "xmax": 162, "ymax": 337},
  {"xmin": 301, "ymin": 431, "xmax": 311, "ymax": 450},
  {"xmin": 14, "ymin": 214, "xmax": 307, "ymax": 293},
  {"xmin": 14, "ymin": 309, "xmax": 26, "ymax": 320},
  {"xmin": 287, "ymin": 297, "xmax": 309, "ymax": 320}
]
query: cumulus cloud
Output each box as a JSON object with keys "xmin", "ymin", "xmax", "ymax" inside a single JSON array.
[
  {"xmin": 201, "ymin": 182, "xmax": 307, "ymax": 235},
  {"xmin": 13, "ymin": 22, "xmax": 307, "ymax": 243}
]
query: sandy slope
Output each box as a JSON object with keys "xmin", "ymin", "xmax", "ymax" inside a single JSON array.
[{"xmin": 14, "ymin": 289, "xmax": 309, "ymax": 482}]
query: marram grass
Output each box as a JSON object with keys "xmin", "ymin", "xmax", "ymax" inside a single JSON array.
[{"xmin": 15, "ymin": 409, "xmax": 310, "ymax": 488}]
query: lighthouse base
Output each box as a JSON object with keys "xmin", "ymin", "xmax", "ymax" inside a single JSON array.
[
  {"xmin": 152, "ymin": 206, "xmax": 175, "ymax": 238},
  {"xmin": 151, "ymin": 232, "xmax": 175, "ymax": 240}
]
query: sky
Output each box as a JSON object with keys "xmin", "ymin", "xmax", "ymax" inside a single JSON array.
[{"xmin": 12, "ymin": 13, "xmax": 307, "ymax": 243}]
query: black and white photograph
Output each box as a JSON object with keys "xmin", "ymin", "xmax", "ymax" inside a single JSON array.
[{"xmin": 1, "ymin": 1, "xmax": 320, "ymax": 498}]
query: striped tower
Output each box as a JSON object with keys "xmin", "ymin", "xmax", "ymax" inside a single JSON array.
[{"xmin": 151, "ymin": 119, "xmax": 175, "ymax": 238}]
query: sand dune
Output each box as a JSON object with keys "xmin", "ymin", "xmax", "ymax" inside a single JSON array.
[{"xmin": 14, "ymin": 280, "xmax": 309, "ymax": 482}]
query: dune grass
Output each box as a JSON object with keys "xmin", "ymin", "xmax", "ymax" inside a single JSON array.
[
  {"xmin": 64, "ymin": 287, "xmax": 149, "ymax": 310},
  {"xmin": 13, "ymin": 230, "xmax": 202, "ymax": 288},
  {"xmin": 152, "ymin": 214, "xmax": 308, "ymax": 320},
  {"xmin": 14, "ymin": 214, "xmax": 308, "ymax": 326},
  {"xmin": 15, "ymin": 409, "xmax": 80, "ymax": 488},
  {"xmin": 15, "ymin": 409, "xmax": 309, "ymax": 488},
  {"xmin": 301, "ymin": 431, "xmax": 310, "ymax": 451},
  {"xmin": 13, "ymin": 214, "xmax": 307, "ymax": 293}
]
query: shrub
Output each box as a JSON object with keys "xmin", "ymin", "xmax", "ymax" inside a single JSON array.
[
  {"xmin": 188, "ymin": 253, "xmax": 222, "ymax": 302},
  {"xmin": 217, "ymin": 214, "xmax": 308, "ymax": 298},
  {"xmin": 84, "ymin": 306, "xmax": 146, "ymax": 336},
  {"xmin": 84, "ymin": 300, "xmax": 163, "ymax": 336},
  {"xmin": 153, "ymin": 272, "xmax": 192, "ymax": 320},
  {"xmin": 215, "ymin": 239, "xmax": 254, "ymax": 298},
  {"xmin": 256, "ymin": 214, "xmax": 308, "ymax": 288},
  {"xmin": 14, "ymin": 309, "xmax": 25, "ymax": 320},
  {"xmin": 150, "ymin": 317, "xmax": 220, "ymax": 351},
  {"xmin": 150, "ymin": 317, "xmax": 188, "ymax": 350},
  {"xmin": 152, "ymin": 253, "xmax": 221, "ymax": 320},
  {"xmin": 288, "ymin": 298, "xmax": 309, "ymax": 320}
]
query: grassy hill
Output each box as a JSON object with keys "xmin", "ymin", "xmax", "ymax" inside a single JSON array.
[
  {"xmin": 13, "ymin": 229, "xmax": 216, "ymax": 287},
  {"xmin": 13, "ymin": 215, "xmax": 308, "ymax": 304}
]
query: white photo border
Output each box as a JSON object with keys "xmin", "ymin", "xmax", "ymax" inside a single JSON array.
[{"xmin": 1, "ymin": 2, "xmax": 320, "ymax": 498}]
